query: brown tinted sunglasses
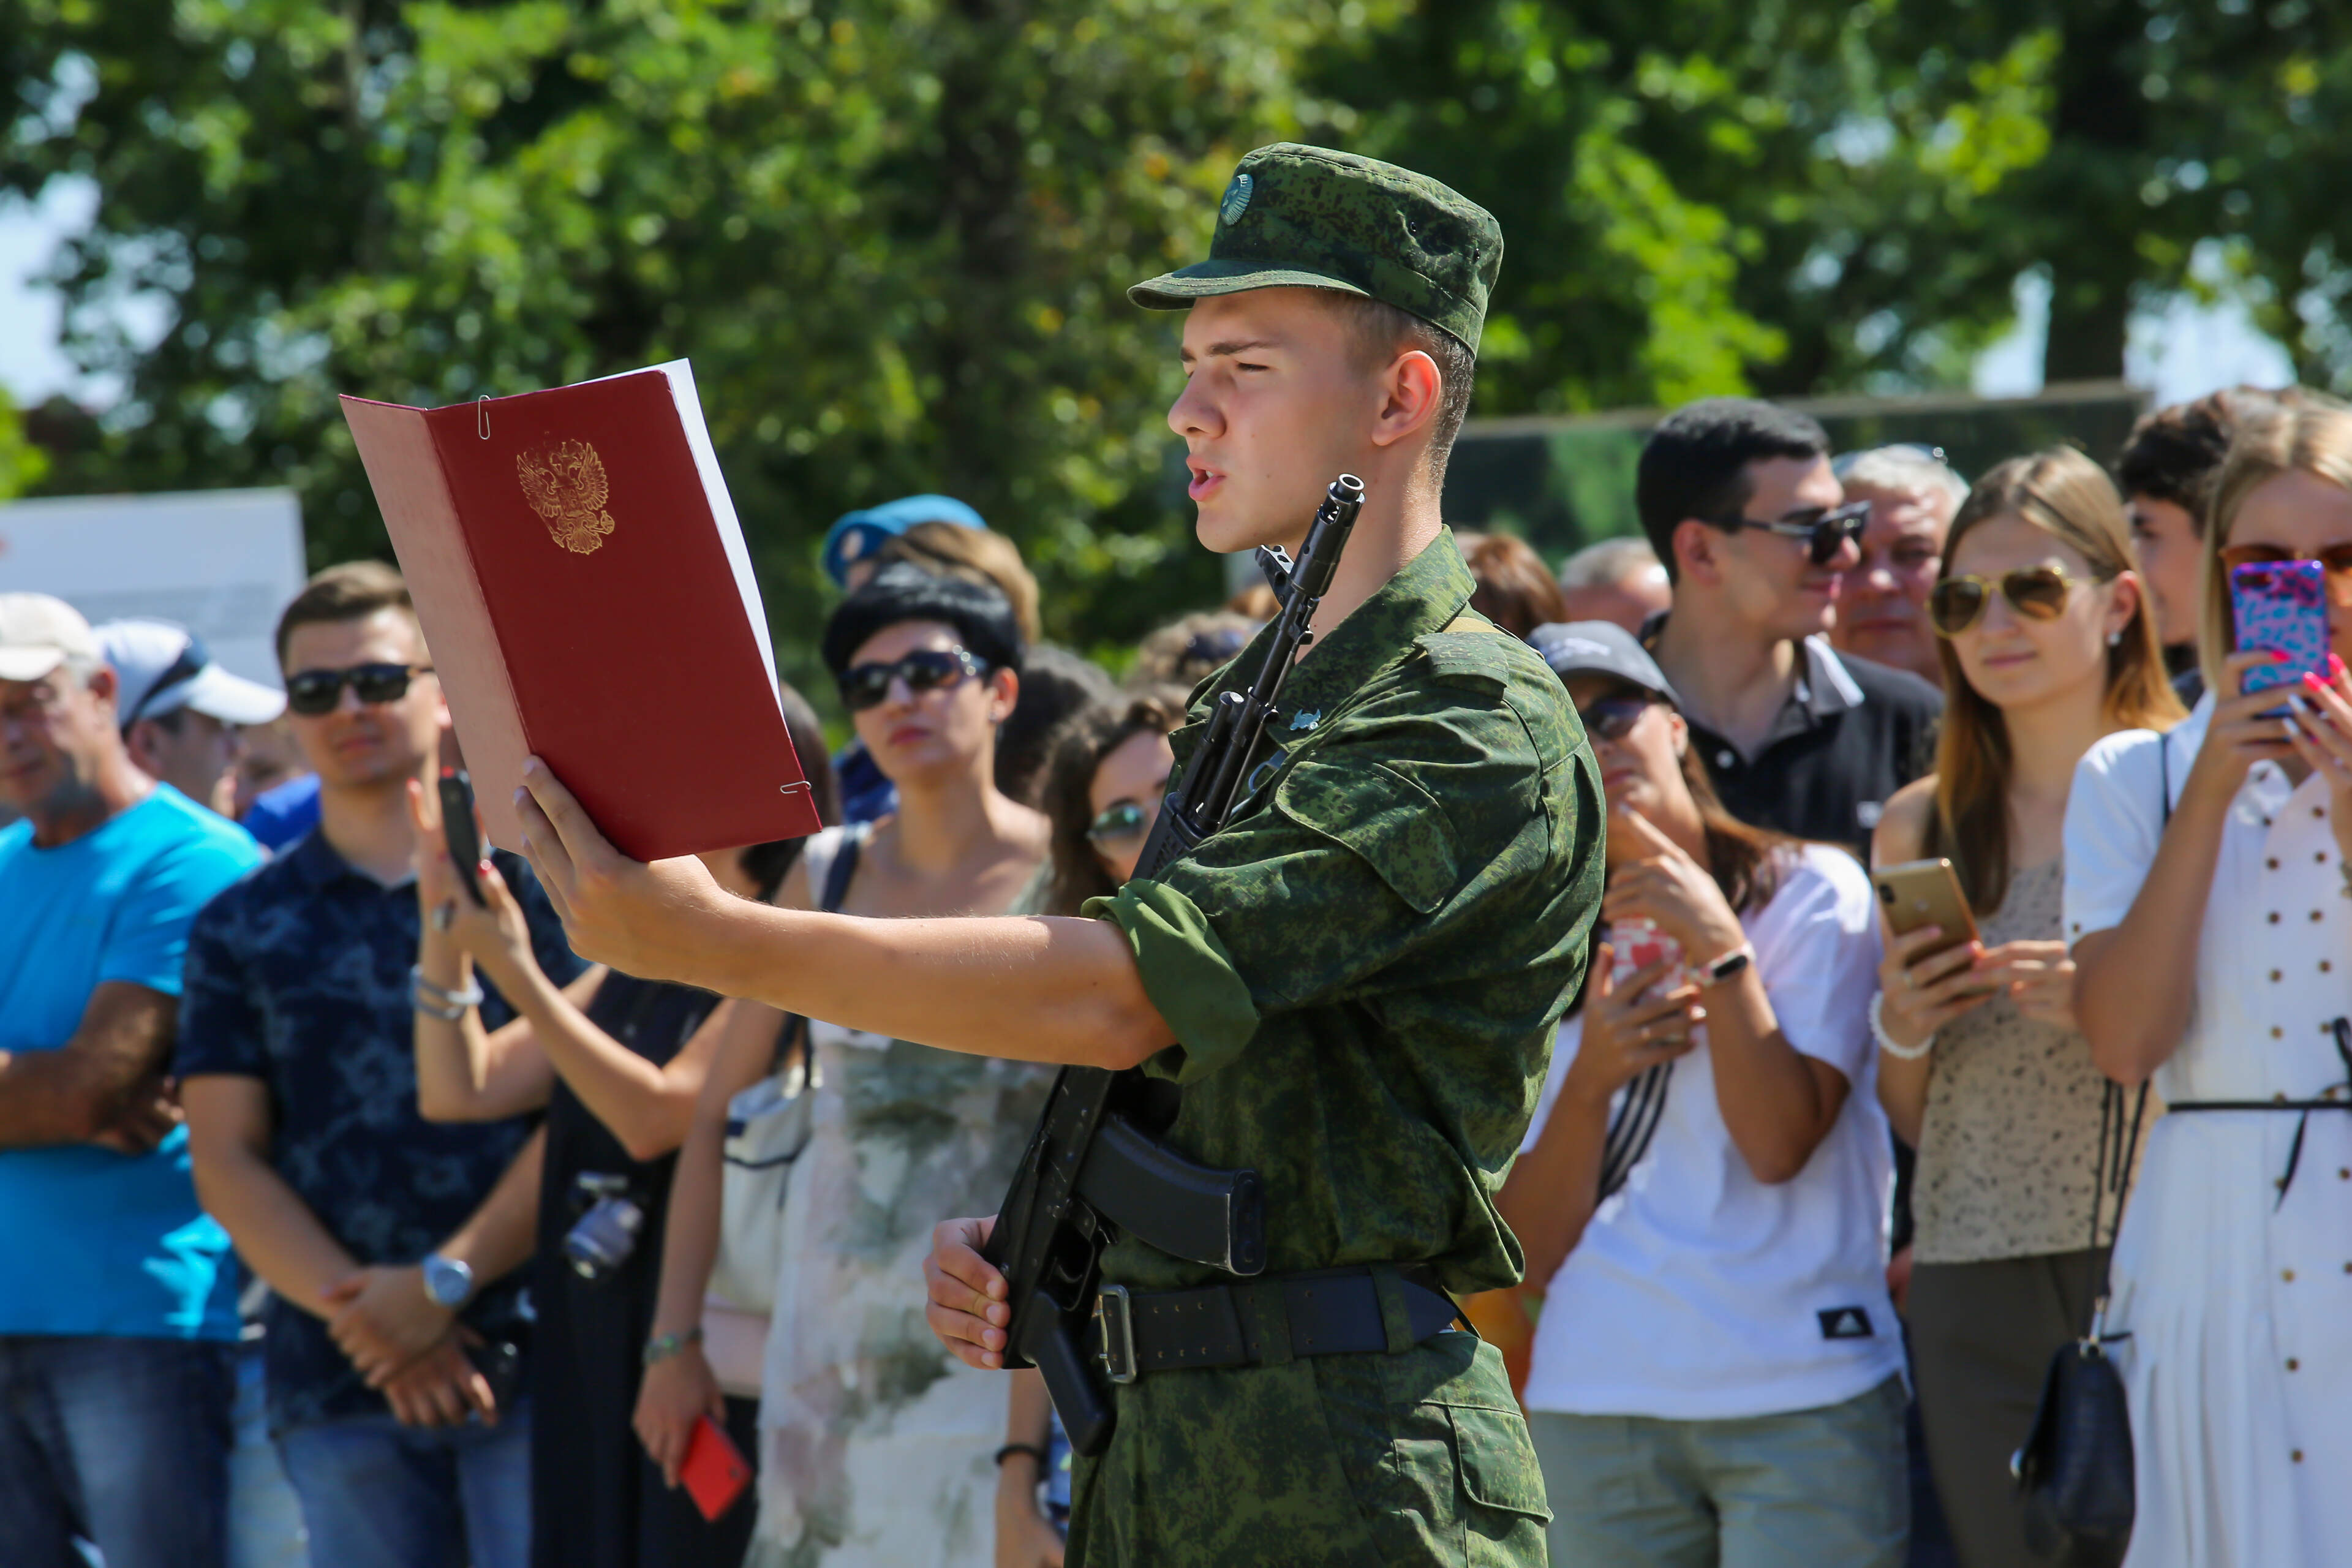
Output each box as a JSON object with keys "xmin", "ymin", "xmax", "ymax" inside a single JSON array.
[{"xmin": 1928, "ymin": 565, "xmax": 2098, "ymax": 636}]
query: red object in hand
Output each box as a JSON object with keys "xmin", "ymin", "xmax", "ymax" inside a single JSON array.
[
  {"xmin": 341, "ymin": 364, "xmax": 824, "ymax": 862},
  {"xmin": 681, "ymin": 1414, "xmax": 752, "ymax": 1522}
]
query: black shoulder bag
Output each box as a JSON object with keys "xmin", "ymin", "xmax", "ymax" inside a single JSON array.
[{"xmin": 2011, "ymin": 735, "xmax": 2164, "ymax": 1566}]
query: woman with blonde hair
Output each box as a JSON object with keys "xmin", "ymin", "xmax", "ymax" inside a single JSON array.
[
  {"xmin": 2067, "ymin": 400, "xmax": 2352, "ymax": 1563},
  {"xmin": 1868, "ymin": 447, "xmax": 2180, "ymax": 1565}
]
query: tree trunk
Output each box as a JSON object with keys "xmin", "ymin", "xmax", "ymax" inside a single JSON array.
[{"xmin": 2038, "ymin": 3, "xmax": 2145, "ymax": 385}]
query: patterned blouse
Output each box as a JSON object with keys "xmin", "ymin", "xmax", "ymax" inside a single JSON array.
[
  {"xmin": 748, "ymin": 827, "xmax": 1054, "ymax": 1568},
  {"xmin": 1910, "ymin": 858, "xmax": 2110, "ymax": 1264}
]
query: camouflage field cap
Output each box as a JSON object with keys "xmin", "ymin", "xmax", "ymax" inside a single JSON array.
[{"xmin": 1128, "ymin": 143, "xmax": 1502, "ymax": 355}]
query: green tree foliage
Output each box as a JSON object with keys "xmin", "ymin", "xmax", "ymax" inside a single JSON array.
[
  {"xmin": 1, "ymin": 0, "xmax": 1359, "ymax": 677},
  {"xmin": 1901, "ymin": 0, "xmax": 2352, "ymax": 388},
  {"xmin": 0, "ymin": 390, "xmax": 47, "ymax": 499},
  {"xmin": 8, "ymin": 0, "xmax": 2352, "ymax": 668},
  {"xmin": 1322, "ymin": 0, "xmax": 2352, "ymax": 397},
  {"xmin": 1314, "ymin": 1, "xmax": 2057, "ymax": 404}
]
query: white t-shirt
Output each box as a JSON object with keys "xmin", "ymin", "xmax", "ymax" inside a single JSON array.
[{"xmin": 1520, "ymin": 843, "xmax": 1903, "ymax": 1420}]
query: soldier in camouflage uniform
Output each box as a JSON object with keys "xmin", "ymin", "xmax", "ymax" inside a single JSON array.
[{"xmin": 509, "ymin": 144, "xmax": 1605, "ymax": 1567}]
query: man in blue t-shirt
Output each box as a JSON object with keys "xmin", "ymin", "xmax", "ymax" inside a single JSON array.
[
  {"xmin": 0, "ymin": 594, "xmax": 265, "ymax": 1568},
  {"xmin": 180, "ymin": 563, "xmax": 578, "ymax": 1568}
]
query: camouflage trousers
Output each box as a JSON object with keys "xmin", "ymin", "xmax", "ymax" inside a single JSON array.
[{"xmin": 1065, "ymin": 1327, "xmax": 1550, "ymax": 1567}]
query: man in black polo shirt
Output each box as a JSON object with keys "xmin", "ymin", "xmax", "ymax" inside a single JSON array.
[{"xmin": 1633, "ymin": 397, "xmax": 1941, "ymax": 855}]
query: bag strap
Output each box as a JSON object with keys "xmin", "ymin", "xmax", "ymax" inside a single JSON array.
[
  {"xmin": 769, "ymin": 825, "xmax": 869, "ymax": 1075},
  {"xmin": 2081, "ymin": 733, "xmax": 2170, "ymax": 1340}
]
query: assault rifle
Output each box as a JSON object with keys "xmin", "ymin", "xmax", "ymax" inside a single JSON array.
[{"xmin": 982, "ymin": 473, "xmax": 1367, "ymax": 1458}]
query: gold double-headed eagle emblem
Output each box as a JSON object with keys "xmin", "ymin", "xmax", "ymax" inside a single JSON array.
[{"xmin": 515, "ymin": 439, "xmax": 617, "ymax": 556}]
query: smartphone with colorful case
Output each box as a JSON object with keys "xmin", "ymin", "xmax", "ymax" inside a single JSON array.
[
  {"xmin": 681, "ymin": 1414, "xmax": 751, "ymax": 1522},
  {"xmin": 1607, "ymin": 918, "xmax": 1700, "ymax": 998},
  {"xmin": 2231, "ymin": 559, "xmax": 2331, "ymax": 715}
]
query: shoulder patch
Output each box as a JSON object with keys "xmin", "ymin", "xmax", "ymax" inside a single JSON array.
[{"xmin": 1414, "ymin": 622, "xmax": 1528, "ymax": 696}]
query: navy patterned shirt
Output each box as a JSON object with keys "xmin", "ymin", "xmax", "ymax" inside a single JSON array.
[{"xmin": 176, "ymin": 829, "xmax": 583, "ymax": 1432}]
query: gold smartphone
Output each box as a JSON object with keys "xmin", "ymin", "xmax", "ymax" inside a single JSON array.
[{"xmin": 1871, "ymin": 858, "xmax": 1980, "ymax": 960}]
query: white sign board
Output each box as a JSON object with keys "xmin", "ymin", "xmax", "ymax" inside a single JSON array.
[{"xmin": 0, "ymin": 489, "xmax": 308, "ymax": 688}]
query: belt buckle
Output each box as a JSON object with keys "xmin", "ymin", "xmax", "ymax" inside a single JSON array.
[{"xmin": 1094, "ymin": 1284, "xmax": 1137, "ymax": 1385}]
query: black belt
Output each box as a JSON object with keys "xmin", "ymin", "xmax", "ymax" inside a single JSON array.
[
  {"xmin": 2165, "ymin": 1019, "xmax": 2352, "ymax": 1205},
  {"xmin": 2167, "ymin": 1090, "xmax": 2352, "ymax": 1205},
  {"xmin": 1085, "ymin": 1266, "xmax": 1464, "ymax": 1384}
]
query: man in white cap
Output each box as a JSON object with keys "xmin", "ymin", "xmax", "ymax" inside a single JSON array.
[
  {"xmin": 0, "ymin": 593, "xmax": 265, "ymax": 1568},
  {"xmin": 96, "ymin": 619, "xmax": 287, "ymax": 819}
]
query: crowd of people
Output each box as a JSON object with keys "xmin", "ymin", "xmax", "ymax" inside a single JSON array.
[{"xmin": 2, "ymin": 373, "xmax": 2346, "ymax": 1568}]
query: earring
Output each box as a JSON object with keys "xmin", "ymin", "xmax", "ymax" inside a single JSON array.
[{"xmin": 2107, "ymin": 629, "xmax": 2122, "ymax": 647}]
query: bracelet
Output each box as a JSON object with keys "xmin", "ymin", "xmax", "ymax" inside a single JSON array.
[
  {"xmin": 1695, "ymin": 941, "xmax": 1755, "ymax": 986},
  {"xmin": 993, "ymin": 1442, "xmax": 1049, "ymax": 1469},
  {"xmin": 643, "ymin": 1327, "xmax": 704, "ymax": 1367},
  {"xmin": 1869, "ymin": 991, "xmax": 1935, "ymax": 1060},
  {"xmin": 410, "ymin": 965, "xmax": 483, "ymax": 1020}
]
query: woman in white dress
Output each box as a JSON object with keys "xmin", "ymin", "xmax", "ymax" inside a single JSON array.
[
  {"xmin": 633, "ymin": 565, "xmax": 1052, "ymax": 1567},
  {"xmin": 2067, "ymin": 401, "xmax": 2352, "ymax": 1566}
]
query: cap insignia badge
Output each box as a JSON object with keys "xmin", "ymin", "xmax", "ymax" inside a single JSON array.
[
  {"xmin": 516, "ymin": 439, "xmax": 617, "ymax": 556},
  {"xmin": 1220, "ymin": 172, "xmax": 1253, "ymax": 226}
]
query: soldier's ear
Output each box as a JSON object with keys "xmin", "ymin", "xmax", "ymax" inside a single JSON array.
[{"xmin": 1368, "ymin": 347, "xmax": 1442, "ymax": 453}]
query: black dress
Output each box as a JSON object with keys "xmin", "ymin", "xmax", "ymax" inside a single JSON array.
[{"xmin": 530, "ymin": 971, "xmax": 760, "ymax": 1568}]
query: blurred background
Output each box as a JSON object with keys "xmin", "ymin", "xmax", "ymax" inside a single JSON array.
[{"xmin": 0, "ymin": 0, "xmax": 2335, "ymax": 699}]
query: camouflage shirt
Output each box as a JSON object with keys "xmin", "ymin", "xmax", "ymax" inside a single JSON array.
[{"xmin": 1089, "ymin": 529, "xmax": 1604, "ymax": 1297}]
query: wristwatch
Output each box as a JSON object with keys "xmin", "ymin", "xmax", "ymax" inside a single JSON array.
[
  {"xmin": 1697, "ymin": 942, "xmax": 1755, "ymax": 986},
  {"xmin": 420, "ymin": 1252, "xmax": 475, "ymax": 1309}
]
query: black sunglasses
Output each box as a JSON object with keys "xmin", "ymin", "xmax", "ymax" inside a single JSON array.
[
  {"xmin": 1928, "ymin": 565, "xmax": 2098, "ymax": 636},
  {"xmin": 838, "ymin": 647, "xmax": 986, "ymax": 713},
  {"xmin": 285, "ymin": 662, "xmax": 434, "ymax": 716},
  {"xmin": 1702, "ymin": 500, "xmax": 1871, "ymax": 566},
  {"xmin": 1576, "ymin": 693, "xmax": 1659, "ymax": 743}
]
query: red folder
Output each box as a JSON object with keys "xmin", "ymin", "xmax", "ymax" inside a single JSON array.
[{"xmin": 340, "ymin": 363, "xmax": 823, "ymax": 861}]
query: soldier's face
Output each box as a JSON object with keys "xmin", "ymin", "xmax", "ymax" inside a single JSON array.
[{"xmin": 1169, "ymin": 290, "xmax": 1384, "ymax": 556}]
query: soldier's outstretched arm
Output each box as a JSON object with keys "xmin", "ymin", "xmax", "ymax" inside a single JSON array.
[{"xmin": 515, "ymin": 760, "xmax": 1175, "ymax": 1069}]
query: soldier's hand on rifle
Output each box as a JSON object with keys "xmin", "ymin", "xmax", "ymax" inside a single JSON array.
[{"xmin": 924, "ymin": 1215, "xmax": 1012, "ymax": 1370}]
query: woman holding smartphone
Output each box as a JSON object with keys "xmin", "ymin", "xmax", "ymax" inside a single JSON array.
[
  {"xmin": 1867, "ymin": 448, "xmax": 2180, "ymax": 1566},
  {"xmin": 2068, "ymin": 403, "xmax": 2352, "ymax": 1564},
  {"xmin": 410, "ymin": 688, "xmax": 837, "ymax": 1568},
  {"xmin": 1505, "ymin": 623, "xmax": 1905, "ymax": 1567}
]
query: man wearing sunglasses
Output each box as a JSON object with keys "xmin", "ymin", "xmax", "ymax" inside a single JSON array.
[
  {"xmin": 1633, "ymin": 398, "xmax": 1943, "ymax": 856},
  {"xmin": 513, "ymin": 145, "xmax": 1602, "ymax": 1566},
  {"xmin": 179, "ymin": 563, "xmax": 580, "ymax": 1568}
]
